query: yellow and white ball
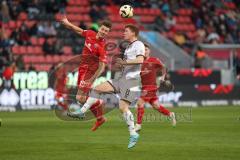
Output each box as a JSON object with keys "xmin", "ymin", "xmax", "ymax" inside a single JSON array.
[{"xmin": 119, "ymin": 5, "xmax": 134, "ymax": 18}]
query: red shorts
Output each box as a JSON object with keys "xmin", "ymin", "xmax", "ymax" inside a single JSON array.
[
  {"xmin": 140, "ymin": 86, "xmax": 158, "ymax": 104},
  {"xmin": 77, "ymin": 65, "xmax": 95, "ymax": 94}
]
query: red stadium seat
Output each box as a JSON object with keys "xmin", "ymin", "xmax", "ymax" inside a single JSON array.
[
  {"xmin": 38, "ymin": 38, "xmax": 45, "ymax": 45},
  {"xmin": 43, "ymin": 65, "xmax": 51, "ymax": 71},
  {"xmin": 5, "ymin": 29, "xmax": 12, "ymax": 37},
  {"xmin": 30, "ymin": 37, "xmax": 38, "ymax": 46},
  {"xmin": 109, "ymin": 15, "xmax": 124, "ymax": 22},
  {"xmin": 63, "ymin": 46, "xmax": 73, "ymax": 55},
  {"xmin": 27, "ymin": 46, "xmax": 34, "ymax": 54},
  {"xmin": 53, "ymin": 55, "xmax": 61, "ymax": 63},
  {"xmin": 23, "ymin": 56, "xmax": 30, "ymax": 63},
  {"xmin": 140, "ymin": 16, "xmax": 155, "ymax": 23},
  {"xmin": 32, "ymin": 56, "xmax": 41, "ymax": 63},
  {"xmin": 112, "ymin": 23, "xmax": 125, "ymax": 30},
  {"xmin": 177, "ymin": 9, "xmax": 192, "ymax": 16},
  {"xmin": 34, "ymin": 47, "xmax": 43, "ymax": 54},
  {"xmin": 40, "ymin": 56, "xmax": 46, "ymax": 63},
  {"xmin": 134, "ymin": 8, "xmax": 142, "ymax": 15},
  {"xmin": 187, "ymin": 32, "xmax": 197, "ymax": 40},
  {"xmin": 19, "ymin": 46, "xmax": 27, "ymax": 54},
  {"xmin": 12, "ymin": 46, "xmax": 20, "ymax": 54},
  {"xmin": 19, "ymin": 12, "xmax": 28, "ymax": 21},
  {"xmin": 68, "ymin": 0, "xmax": 88, "ymax": 6},
  {"xmin": 16, "ymin": 21, "xmax": 22, "ymax": 28},
  {"xmin": 184, "ymin": 24, "xmax": 195, "ymax": 32},
  {"xmin": 45, "ymin": 55, "xmax": 53, "ymax": 63},
  {"xmin": 25, "ymin": 21, "xmax": 36, "ymax": 28},
  {"xmin": 76, "ymin": 0, "xmax": 88, "ymax": 5},
  {"xmin": 153, "ymin": 9, "xmax": 161, "ymax": 15},
  {"xmin": 8, "ymin": 21, "xmax": 16, "ymax": 29},
  {"xmin": 83, "ymin": 15, "xmax": 90, "ymax": 21},
  {"xmin": 55, "ymin": 13, "xmax": 64, "ymax": 21}
]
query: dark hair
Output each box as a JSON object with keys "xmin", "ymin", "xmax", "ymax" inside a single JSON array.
[
  {"xmin": 125, "ymin": 24, "xmax": 139, "ymax": 36},
  {"xmin": 144, "ymin": 43, "xmax": 150, "ymax": 48},
  {"xmin": 100, "ymin": 20, "xmax": 112, "ymax": 29}
]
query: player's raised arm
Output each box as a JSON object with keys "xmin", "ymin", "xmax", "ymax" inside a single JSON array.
[
  {"xmin": 60, "ymin": 16, "xmax": 84, "ymax": 36},
  {"xmin": 156, "ymin": 60, "xmax": 167, "ymax": 79},
  {"xmin": 116, "ymin": 41, "xmax": 145, "ymax": 66}
]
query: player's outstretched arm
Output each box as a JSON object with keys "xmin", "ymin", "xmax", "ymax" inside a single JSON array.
[
  {"xmin": 60, "ymin": 16, "xmax": 84, "ymax": 36},
  {"xmin": 116, "ymin": 56, "xmax": 144, "ymax": 66}
]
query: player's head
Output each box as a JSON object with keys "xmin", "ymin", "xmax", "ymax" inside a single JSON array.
[
  {"xmin": 144, "ymin": 43, "xmax": 150, "ymax": 58},
  {"xmin": 97, "ymin": 20, "xmax": 112, "ymax": 39},
  {"xmin": 124, "ymin": 24, "xmax": 139, "ymax": 41}
]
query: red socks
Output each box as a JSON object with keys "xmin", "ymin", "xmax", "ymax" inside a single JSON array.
[
  {"xmin": 59, "ymin": 102, "xmax": 68, "ymax": 111},
  {"xmin": 90, "ymin": 100, "xmax": 103, "ymax": 121},
  {"xmin": 158, "ymin": 105, "xmax": 170, "ymax": 116},
  {"xmin": 137, "ymin": 106, "xmax": 145, "ymax": 125}
]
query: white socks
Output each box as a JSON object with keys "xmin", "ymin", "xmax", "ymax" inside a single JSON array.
[
  {"xmin": 123, "ymin": 110, "xmax": 137, "ymax": 135},
  {"xmin": 80, "ymin": 97, "xmax": 98, "ymax": 113}
]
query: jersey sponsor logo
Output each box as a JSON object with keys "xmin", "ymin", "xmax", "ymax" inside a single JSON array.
[
  {"xmin": 79, "ymin": 80, "xmax": 91, "ymax": 88},
  {"xmin": 93, "ymin": 44, "xmax": 99, "ymax": 49},
  {"xmin": 124, "ymin": 89, "xmax": 130, "ymax": 98}
]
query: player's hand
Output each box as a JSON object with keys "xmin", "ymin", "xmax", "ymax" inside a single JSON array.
[
  {"xmin": 164, "ymin": 80, "xmax": 175, "ymax": 90},
  {"xmin": 60, "ymin": 15, "xmax": 69, "ymax": 26},
  {"xmin": 160, "ymin": 80, "xmax": 174, "ymax": 91},
  {"xmin": 116, "ymin": 58, "xmax": 124, "ymax": 66},
  {"xmin": 165, "ymin": 74, "xmax": 170, "ymax": 80}
]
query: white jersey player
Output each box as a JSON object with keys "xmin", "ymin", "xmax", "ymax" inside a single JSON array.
[{"xmin": 70, "ymin": 24, "xmax": 145, "ymax": 149}]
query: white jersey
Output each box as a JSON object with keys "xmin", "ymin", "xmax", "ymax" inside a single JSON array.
[{"xmin": 122, "ymin": 40, "xmax": 145, "ymax": 79}]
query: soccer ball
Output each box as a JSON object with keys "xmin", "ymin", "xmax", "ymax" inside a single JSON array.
[{"xmin": 119, "ymin": 5, "xmax": 134, "ymax": 18}]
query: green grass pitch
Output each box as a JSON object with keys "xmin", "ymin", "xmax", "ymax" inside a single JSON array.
[{"xmin": 0, "ymin": 106, "xmax": 240, "ymax": 160}]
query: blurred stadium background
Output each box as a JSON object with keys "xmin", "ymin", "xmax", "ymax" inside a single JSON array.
[{"xmin": 0, "ymin": 0, "xmax": 240, "ymax": 159}]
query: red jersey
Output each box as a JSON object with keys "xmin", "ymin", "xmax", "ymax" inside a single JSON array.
[
  {"xmin": 80, "ymin": 30, "xmax": 107, "ymax": 71},
  {"xmin": 140, "ymin": 57, "xmax": 164, "ymax": 87},
  {"xmin": 55, "ymin": 67, "xmax": 68, "ymax": 93}
]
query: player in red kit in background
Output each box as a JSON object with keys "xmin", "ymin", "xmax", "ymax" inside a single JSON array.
[
  {"xmin": 2, "ymin": 62, "xmax": 16, "ymax": 89},
  {"xmin": 60, "ymin": 16, "xmax": 112, "ymax": 131},
  {"xmin": 54, "ymin": 63, "xmax": 69, "ymax": 113},
  {"xmin": 135, "ymin": 44, "xmax": 176, "ymax": 132}
]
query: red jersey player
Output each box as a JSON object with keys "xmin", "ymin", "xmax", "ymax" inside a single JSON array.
[
  {"xmin": 60, "ymin": 16, "xmax": 111, "ymax": 130},
  {"xmin": 135, "ymin": 43, "xmax": 176, "ymax": 132},
  {"xmin": 54, "ymin": 63, "xmax": 69, "ymax": 113}
]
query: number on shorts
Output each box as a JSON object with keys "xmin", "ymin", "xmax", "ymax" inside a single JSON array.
[{"xmin": 125, "ymin": 89, "xmax": 130, "ymax": 98}]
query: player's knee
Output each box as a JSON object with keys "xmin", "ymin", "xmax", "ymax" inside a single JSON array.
[
  {"xmin": 76, "ymin": 95, "xmax": 86, "ymax": 104},
  {"xmin": 151, "ymin": 103, "xmax": 159, "ymax": 110},
  {"xmin": 137, "ymin": 102, "xmax": 144, "ymax": 108},
  {"xmin": 94, "ymin": 86, "xmax": 102, "ymax": 94},
  {"xmin": 120, "ymin": 107, "xmax": 128, "ymax": 113},
  {"xmin": 137, "ymin": 99, "xmax": 144, "ymax": 108},
  {"xmin": 119, "ymin": 104, "xmax": 127, "ymax": 113}
]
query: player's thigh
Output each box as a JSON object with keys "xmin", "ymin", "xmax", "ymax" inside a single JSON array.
[
  {"xmin": 150, "ymin": 100, "xmax": 160, "ymax": 110},
  {"xmin": 137, "ymin": 98, "xmax": 145, "ymax": 108},
  {"xmin": 94, "ymin": 81, "xmax": 115, "ymax": 93},
  {"xmin": 119, "ymin": 99, "xmax": 130, "ymax": 113}
]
